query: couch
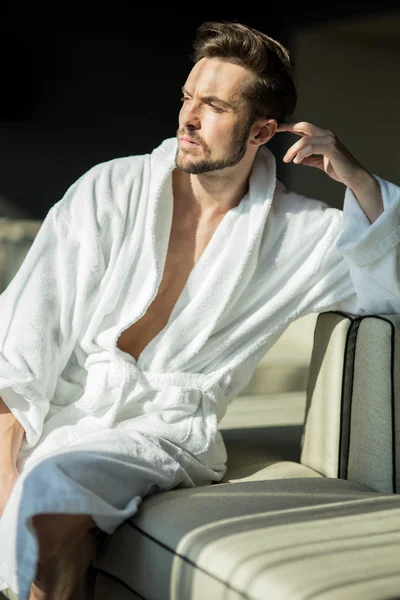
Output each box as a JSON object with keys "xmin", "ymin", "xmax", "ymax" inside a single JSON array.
[{"xmin": 62, "ymin": 310, "xmax": 399, "ymax": 600}]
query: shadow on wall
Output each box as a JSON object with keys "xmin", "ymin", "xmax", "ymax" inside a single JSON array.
[{"xmin": 281, "ymin": 9, "xmax": 400, "ymax": 210}]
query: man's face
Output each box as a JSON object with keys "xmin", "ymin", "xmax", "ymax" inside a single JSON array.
[{"xmin": 176, "ymin": 57, "xmax": 255, "ymax": 174}]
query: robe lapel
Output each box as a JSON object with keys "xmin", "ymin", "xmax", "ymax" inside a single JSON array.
[{"xmin": 138, "ymin": 138, "xmax": 277, "ymax": 372}]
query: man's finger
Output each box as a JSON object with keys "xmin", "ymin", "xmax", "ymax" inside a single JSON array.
[
  {"xmin": 277, "ymin": 121, "xmax": 330, "ymax": 137},
  {"xmin": 283, "ymin": 136, "xmax": 332, "ymax": 162}
]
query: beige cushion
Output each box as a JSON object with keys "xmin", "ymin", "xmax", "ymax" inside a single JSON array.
[
  {"xmin": 301, "ymin": 311, "xmax": 355, "ymax": 478},
  {"xmin": 225, "ymin": 460, "xmax": 324, "ymax": 483},
  {"xmin": 221, "ymin": 424, "xmax": 303, "ymax": 483},
  {"xmin": 93, "ymin": 474, "xmax": 400, "ymax": 600},
  {"xmin": 301, "ymin": 312, "xmax": 400, "ymax": 493},
  {"xmin": 346, "ymin": 315, "xmax": 400, "ymax": 493}
]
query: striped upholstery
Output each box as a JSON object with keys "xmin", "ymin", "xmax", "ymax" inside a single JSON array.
[
  {"xmin": 301, "ymin": 312, "xmax": 399, "ymax": 493},
  {"xmin": 89, "ymin": 311, "xmax": 400, "ymax": 598},
  {"xmin": 93, "ymin": 474, "xmax": 400, "ymax": 599}
]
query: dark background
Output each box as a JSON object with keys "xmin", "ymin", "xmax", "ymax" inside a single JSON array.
[{"xmin": 1, "ymin": 4, "xmax": 397, "ymax": 219}]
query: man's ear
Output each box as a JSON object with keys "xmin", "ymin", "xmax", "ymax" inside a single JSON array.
[{"xmin": 249, "ymin": 119, "xmax": 278, "ymax": 147}]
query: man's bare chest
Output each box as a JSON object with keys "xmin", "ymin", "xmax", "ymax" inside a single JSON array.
[{"xmin": 116, "ymin": 215, "xmax": 223, "ymax": 361}]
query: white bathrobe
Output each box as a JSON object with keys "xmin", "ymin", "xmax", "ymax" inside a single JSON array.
[{"xmin": 0, "ymin": 137, "xmax": 399, "ymax": 598}]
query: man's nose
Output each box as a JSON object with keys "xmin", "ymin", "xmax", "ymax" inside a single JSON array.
[{"xmin": 181, "ymin": 101, "xmax": 201, "ymax": 130}]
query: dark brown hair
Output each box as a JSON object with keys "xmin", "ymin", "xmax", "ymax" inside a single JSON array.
[{"xmin": 192, "ymin": 21, "xmax": 297, "ymax": 123}]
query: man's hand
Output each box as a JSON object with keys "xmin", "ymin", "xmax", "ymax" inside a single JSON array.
[
  {"xmin": 0, "ymin": 466, "xmax": 19, "ymax": 518},
  {"xmin": 277, "ymin": 121, "xmax": 369, "ymax": 188},
  {"xmin": 277, "ymin": 121, "xmax": 383, "ymax": 222}
]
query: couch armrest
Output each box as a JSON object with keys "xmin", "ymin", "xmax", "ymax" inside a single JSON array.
[{"xmin": 300, "ymin": 311, "xmax": 399, "ymax": 494}]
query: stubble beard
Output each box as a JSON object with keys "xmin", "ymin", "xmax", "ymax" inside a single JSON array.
[{"xmin": 175, "ymin": 117, "xmax": 253, "ymax": 175}]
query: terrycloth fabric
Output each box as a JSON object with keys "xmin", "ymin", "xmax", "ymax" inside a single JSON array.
[{"xmin": 0, "ymin": 137, "xmax": 399, "ymax": 598}]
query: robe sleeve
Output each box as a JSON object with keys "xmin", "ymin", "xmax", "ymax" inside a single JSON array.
[
  {"xmin": 306, "ymin": 174, "xmax": 400, "ymax": 315},
  {"xmin": 0, "ymin": 169, "xmax": 104, "ymax": 450}
]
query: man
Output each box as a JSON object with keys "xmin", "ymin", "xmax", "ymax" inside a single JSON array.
[{"xmin": 0, "ymin": 20, "xmax": 399, "ymax": 600}]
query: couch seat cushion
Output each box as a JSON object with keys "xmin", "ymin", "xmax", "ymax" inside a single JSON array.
[{"xmin": 93, "ymin": 464, "xmax": 400, "ymax": 599}]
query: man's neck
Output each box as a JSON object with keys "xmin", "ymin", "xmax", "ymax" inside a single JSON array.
[{"xmin": 172, "ymin": 158, "xmax": 255, "ymax": 220}]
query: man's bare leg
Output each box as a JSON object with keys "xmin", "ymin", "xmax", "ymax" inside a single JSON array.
[{"xmin": 29, "ymin": 513, "xmax": 100, "ymax": 600}]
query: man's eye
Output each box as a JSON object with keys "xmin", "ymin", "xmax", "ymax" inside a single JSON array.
[
  {"xmin": 180, "ymin": 96, "xmax": 189, "ymax": 102},
  {"xmin": 210, "ymin": 104, "xmax": 225, "ymax": 113}
]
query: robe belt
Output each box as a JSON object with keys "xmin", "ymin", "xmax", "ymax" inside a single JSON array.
[{"xmin": 84, "ymin": 350, "xmax": 226, "ymax": 417}]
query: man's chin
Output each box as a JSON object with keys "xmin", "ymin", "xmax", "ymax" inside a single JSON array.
[
  {"xmin": 175, "ymin": 160, "xmax": 198, "ymax": 174},
  {"xmin": 175, "ymin": 149, "xmax": 219, "ymax": 175},
  {"xmin": 175, "ymin": 153, "xmax": 198, "ymax": 173}
]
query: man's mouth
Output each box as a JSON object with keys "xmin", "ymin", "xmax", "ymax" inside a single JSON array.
[{"xmin": 180, "ymin": 136, "xmax": 200, "ymax": 147}]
